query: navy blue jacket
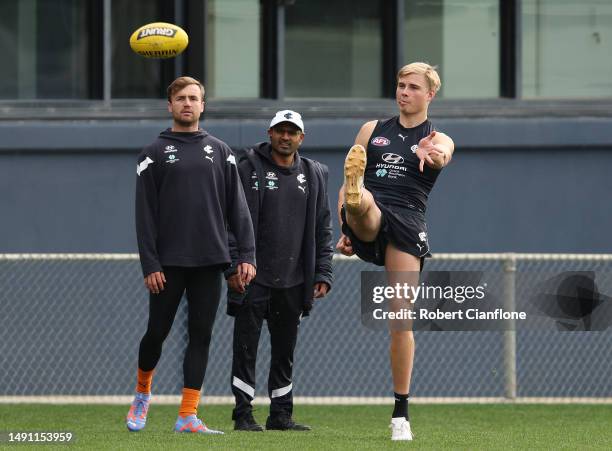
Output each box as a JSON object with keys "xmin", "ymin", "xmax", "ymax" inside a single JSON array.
[
  {"xmin": 226, "ymin": 143, "xmax": 334, "ymax": 316},
  {"xmin": 135, "ymin": 129, "xmax": 255, "ymax": 276}
]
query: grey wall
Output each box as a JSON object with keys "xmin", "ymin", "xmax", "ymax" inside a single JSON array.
[
  {"xmin": 302, "ymin": 146, "xmax": 612, "ymax": 254},
  {"xmin": 1, "ymin": 117, "xmax": 610, "ymax": 253}
]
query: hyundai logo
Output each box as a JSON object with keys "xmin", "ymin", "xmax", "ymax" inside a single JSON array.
[{"xmin": 382, "ymin": 153, "xmax": 404, "ymax": 164}]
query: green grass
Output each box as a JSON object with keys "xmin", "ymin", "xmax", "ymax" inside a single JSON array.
[{"xmin": 1, "ymin": 404, "xmax": 612, "ymax": 450}]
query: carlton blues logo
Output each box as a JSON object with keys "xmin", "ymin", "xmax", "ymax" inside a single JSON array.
[{"xmin": 371, "ymin": 137, "xmax": 391, "ymax": 146}]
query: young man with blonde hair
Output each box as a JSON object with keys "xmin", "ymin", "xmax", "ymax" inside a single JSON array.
[{"xmin": 337, "ymin": 62, "xmax": 454, "ymax": 441}]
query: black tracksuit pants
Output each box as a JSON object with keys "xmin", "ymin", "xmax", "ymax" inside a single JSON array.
[
  {"xmin": 231, "ymin": 282, "xmax": 304, "ymax": 419},
  {"xmin": 138, "ymin": 265, "xmax": 222, "ymax": 390}
]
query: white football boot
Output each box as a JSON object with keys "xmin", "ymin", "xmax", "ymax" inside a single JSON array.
[{"xmin": 390, "ymin": 417, "xmax": 413, "ymax": 441}]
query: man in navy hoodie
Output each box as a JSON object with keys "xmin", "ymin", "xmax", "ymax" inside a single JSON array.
[
  {"xmin": 127, "ymin": 76, "xmax": 256, "ymax": 435},
  {"xmin": 226, "ymin": 110, "xmax": 333, "ymax": 432}
]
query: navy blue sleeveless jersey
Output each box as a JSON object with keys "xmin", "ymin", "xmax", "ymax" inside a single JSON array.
[{"xmin": 364, "ymin": 117, "xmax": 441, "ymax": 212}]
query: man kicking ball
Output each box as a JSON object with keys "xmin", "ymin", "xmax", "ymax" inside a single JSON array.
[{"xmin": 337, "ymin": 62, "xmax": 455, "ymax": 441}]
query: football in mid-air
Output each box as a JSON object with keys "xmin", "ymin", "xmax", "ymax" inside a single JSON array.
[{"xmin": 129, "ymin": 22, "xmax": 188, "ymax": 58}]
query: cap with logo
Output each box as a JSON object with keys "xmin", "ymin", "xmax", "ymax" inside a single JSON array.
[{"xmin": 269, "ymin": 110, "xmax": 305, "ymax": 133}]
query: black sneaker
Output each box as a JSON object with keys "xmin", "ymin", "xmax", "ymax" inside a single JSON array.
[
  {"xmin": 265, "ymin": 415, "xmax": 311, "ymax": 431},
  {"xmin": 234, "ymin": 413, "xmax": 264, "ymax": 432}
]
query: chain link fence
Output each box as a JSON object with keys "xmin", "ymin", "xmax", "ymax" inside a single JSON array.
[{"xmin": 1, "ymin": 253, "xmax": 611, "ymax": 402}]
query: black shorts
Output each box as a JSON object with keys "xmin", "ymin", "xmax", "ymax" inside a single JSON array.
[{"xmin": 341, "ymin": 201, "xmax": 431, "ymax": 268}]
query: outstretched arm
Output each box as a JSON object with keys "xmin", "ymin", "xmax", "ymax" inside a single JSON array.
[{"xmin": 415, "ymin": 131, "xmax": 455, "ymax": 171}]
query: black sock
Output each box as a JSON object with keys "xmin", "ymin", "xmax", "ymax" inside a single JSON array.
[{"xmin": 392, "ymin": 393, "xmax": 409, "ymax": 419}]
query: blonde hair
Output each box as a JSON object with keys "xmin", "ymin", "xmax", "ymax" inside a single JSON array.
[
  {"xmin": 397, "ymin": 62, "xmax": 441, "ymax": 93},
  {"xmin": 167, "ymin": 76, "xmax": 205, "ymax": 101}
]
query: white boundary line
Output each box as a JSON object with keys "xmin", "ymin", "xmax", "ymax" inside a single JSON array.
[
  {"xmin": 0, "ymin": 253, "xmax": 139, "ymax": 260},
  {"xmin": 2, "ymin": 253, "xmax": 612, "ymax": 261},
  {"xmin": 1, "ymin": 396, "xmax": 612, "ymax": 405},
  {"xmin": 334, "ymin": 253, "xmax": 612, "ymax": 262}
]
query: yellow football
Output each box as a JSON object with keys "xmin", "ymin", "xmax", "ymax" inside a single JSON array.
[{"xmin": 129, "ymin": 22, "xmax": 188, "ymax": 59}]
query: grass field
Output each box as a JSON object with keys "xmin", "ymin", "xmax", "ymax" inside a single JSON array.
[{"xmin": 1, "ymin": 404, "xmax": 612, "ymax": 450}]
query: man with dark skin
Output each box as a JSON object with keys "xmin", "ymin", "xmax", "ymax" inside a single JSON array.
[{"xmin": 226, "ymin": 110, "xmax": 334, "ymax": 432}]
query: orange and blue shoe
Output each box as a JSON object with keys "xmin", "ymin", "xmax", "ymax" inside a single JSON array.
[
  {"xmin": 126, "ymin": 392, "xmax": 150, "ymax": 432},
  {"xmin": 174, "ymin": 414, "xmax": 224, "ymax": 435}
]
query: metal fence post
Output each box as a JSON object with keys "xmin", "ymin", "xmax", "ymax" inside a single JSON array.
[{"xmin": 503, "ymin": 253, "xmax": 517, "ymax": 400}]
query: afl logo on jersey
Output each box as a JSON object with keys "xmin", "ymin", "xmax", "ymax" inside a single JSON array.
[
  {"xmin": 382, "ymin": 153, "xmax": 404, "ymax": 164},
  {"xmin": 371, "ymin": 136, "xmax": 391, "ymax": 146}
]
